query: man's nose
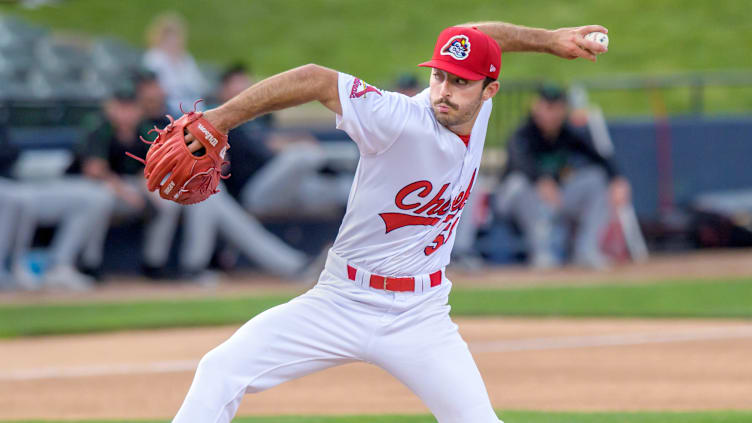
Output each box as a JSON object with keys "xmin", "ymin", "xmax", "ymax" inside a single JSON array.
[{"xmin": 439, "ymin": 80, "xmax": 452, "ymax": 98}]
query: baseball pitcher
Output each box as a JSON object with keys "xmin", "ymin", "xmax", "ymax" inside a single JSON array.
[{"xmin": 136, "ymin": 21, "xmax": 607, "ymax": 423}]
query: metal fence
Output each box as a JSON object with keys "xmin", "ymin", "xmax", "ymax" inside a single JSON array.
[{"xmin": 486, "ymin": 71, "xmax": 752, "ymax": 146}]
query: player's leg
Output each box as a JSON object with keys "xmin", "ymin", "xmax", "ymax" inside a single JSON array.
[
  {"xmin": 0, "ymin": 180, "xmax": 32, "ymax": 288},
  {"xmin": 241, "ymin": 145, "xmax": 318, "ymax": 216},
  {"xmin": 180, "ymin": 188, "xmax": 307, "ymax": 277},
  {"xmin": 495, "ymin": 172, "xmax": 559, "ymax": 268},
  {"xmin": 77, "ymin": 180, "xmax": 116, "ymax": 272},
  {"xmin": 173, "ymin": 277, "xmax": 364, "ymax": 423},
  {"xmin": 139, "ymin": 178, "xmax": 182, "ymax": 269},
  {"xmin": 33, "ymin": 179, "xmax": 114, "ymax": 269},
  {"xmin": 561, "ymin": 166, "xmax": 610, "ymax": 267},
  {"xmin": 4, "ymin": 184, "xmax": 38, "ymax": 289},
  {"xmin": 369, "ymin": 287, "xmax": 502, "ymax": 423},
  {"xmin": 177, "ymin": 195, "xmax": 219, "ymax": 274},
  {"xmin": 0, "ymin": 180, "xmax": 21, "ymax": 267},
  {"xmin": 0, "ymin": 191, "xmax": 15, "ymax": 282}
]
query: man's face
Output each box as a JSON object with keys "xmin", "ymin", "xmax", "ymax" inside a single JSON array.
[
  {"xmin": 137, "ymin": 80, "xmax": 166, "ymax": 118},
  {"xmin": 221, "ymin": 73, "xmax": 252, "ymax": 102},
  {"xmin": 531, "ymin": 98, "xmax": 567, "ymax": 139},
  {"xmin": 161, "ymin": 27, "xmax": 185, "ymax": 55},
  {"xmin": 429, "ymin": 69, "xmax": 493, "ymax": 130},
  {"xmin": 105, "ymin": 99, "xmax": 142, "ymax": 133}
]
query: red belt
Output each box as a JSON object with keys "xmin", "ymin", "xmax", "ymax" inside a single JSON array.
[{"xmin": 346, "ymin": 265, "xmax": 442, "ymax": 292}]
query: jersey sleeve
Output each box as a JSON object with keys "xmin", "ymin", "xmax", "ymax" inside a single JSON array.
[
  {"xmin": 335, "ymin": 73, "xmax": 413, "ymax": 156},
  {"xmin": 412, "ymin": 87, "xmax": 431, "ymax": 106}
]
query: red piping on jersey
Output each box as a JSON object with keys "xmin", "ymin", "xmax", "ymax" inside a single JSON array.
[{"xmin": 455, "ymin": 133, "xmax": 470, "ymax": 148}]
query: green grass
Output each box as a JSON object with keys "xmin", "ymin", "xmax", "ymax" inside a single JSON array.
[
  {"xmin": 0, "ymin": 294, "xmax": 292, "ymax": 338},
  {"xmin": 449, "ymin": 278, "xmax": 752, "ymax": 318},
  {"xmin": 9, "ymin": 410, "xmax": 752, "ymax": 423},
  {"xmin": 1, "ymin": 278, "xmax": 750, "ymax": 338},
  {"xmin": 2, "ymin": 0, "xmax": 752, "ymax": 116}
]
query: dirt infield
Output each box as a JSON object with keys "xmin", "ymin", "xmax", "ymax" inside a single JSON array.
[{"xmin": 2, "ymin": 317, "xmax": 752, "ymax": 420}]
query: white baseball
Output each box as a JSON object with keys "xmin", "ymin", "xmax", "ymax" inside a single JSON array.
[{"xmin": 584, "ymin": 31, "xmax": 609, "ymax": 51}]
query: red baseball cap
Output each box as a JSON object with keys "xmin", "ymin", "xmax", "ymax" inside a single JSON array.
[{"xmin": 418, "ymin": 26, "xmax": 501, "ymax": 81}]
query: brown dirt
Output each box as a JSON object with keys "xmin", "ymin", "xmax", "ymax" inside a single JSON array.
[{"xmin": 2, "ymin": 318, "xmax": 752, "ymax": 420}]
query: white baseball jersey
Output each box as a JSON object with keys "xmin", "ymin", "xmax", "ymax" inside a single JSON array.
[
  {"xmin": 173, "ymin": 72, "xmax": 504, "ymax": 423},
  {"xmin": 330, "ymin": 73, "xmax": 491, "ymax": 276}
]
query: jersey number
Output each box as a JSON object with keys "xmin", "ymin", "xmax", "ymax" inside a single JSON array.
[{"xmin": 423, "ymin": 214, "xmax": 460, "ymax": 256}]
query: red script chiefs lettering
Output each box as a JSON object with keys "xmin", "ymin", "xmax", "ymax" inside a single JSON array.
[{"xmin": 379, "ymin": 169, "xmax": 476, "ymax": 256}]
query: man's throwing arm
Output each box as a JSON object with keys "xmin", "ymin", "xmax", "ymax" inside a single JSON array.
[{"xmin": 459, "ymin": 22, "xmax": 608, "ymax": 62}]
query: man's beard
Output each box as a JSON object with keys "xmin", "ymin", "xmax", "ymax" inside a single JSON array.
[{"xmin": 432, "ymin": 96, "xmax": 482, "ymax": 128}]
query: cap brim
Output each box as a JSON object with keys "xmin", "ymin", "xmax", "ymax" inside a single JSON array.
[{"xmin": 418, "ymin": 59, "xmax": 486, "ymax": 81}]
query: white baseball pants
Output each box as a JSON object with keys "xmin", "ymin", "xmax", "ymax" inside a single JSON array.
[{"xmin": 173, "ymin": 251, "xmax": 502, "ymax": 423}]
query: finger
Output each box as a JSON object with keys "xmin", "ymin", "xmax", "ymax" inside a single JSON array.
[
  {"xmin": 583, "ymin": 39, "xmax": 607, "ymax": 54},
  {"xmin": 573, "ymin": 39, "xmax": 599, "ymax": 62},
  {"xmin": 579, "ymin": 48, "xmax": 598, "ymax": 62},
  {"xmin": 187, "ymin": 139, "xmax": 203, "ymax": 153},
  {"xmin": 577, "ymin": 24, "xmax": 608, "ymax": 34},
  {"xmin": 574, "ymin": 31, "xmax": 608, "ymax": 54}
]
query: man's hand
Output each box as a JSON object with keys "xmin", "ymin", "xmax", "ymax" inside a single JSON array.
[
  {"xmin": 126, "ymin": 107, "xmax": 230, "ymax": 205},
  {"xmin": 609, "ymin": 177, "xmax": 631, "ymax": 208},
  {"xmin": 106, "ymin": 176, "xmax": 146, "ymax": 210},
  {"xmin": 182, "ymin": 108, "xmax": 224, "ymax": 153},
  {"xmin": 536, "ymin": 177, "xmax": 561, "ymax": 208},
  {"xmin": 83, "ymin": 158, "xmax": 146, "ymax": 209},
  {"xmin": 548, "ymin": 25, "xmax": 608, "ymax": 62}
]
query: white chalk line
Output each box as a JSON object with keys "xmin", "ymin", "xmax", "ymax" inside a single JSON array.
[
  {"xmin": 1, "ymin": 359, "xmax": 199, "ymax": 381},
  {"xmin": 3, "ymin": 326, "xmax": 752, "ymax": 381},
  {"xmin": 469, "ymin": 326, "xmax": 752, "ymax": 353}
]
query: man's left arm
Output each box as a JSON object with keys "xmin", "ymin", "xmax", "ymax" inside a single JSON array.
[{"xmin": 459, "ymin": 22, "xmax": 608, "ymax": 62}]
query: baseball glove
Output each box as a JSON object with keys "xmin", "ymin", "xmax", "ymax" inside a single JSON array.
[{"xmin": 127, "ymin": 101, "xmax": 230, "ymax": 205}]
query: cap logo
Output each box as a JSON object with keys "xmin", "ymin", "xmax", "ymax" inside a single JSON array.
[
  {"xmin": 440, "ymin": 35, "xmax": 471, "ymax": 61},
  {"xmin": 489, "ymin": 64, "xmax": 496, "ymax": 73}
]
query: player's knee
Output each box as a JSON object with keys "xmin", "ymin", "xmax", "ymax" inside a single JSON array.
[
  {"xmin": 577, "ymin": 166, "xmax": 608, "ymax": 190},
  {"xmin": 195, "ymin": 347, "xmax": 232, "ymax": 381},
  {"xmin": 92, "ymin": 189, "xmax": 116, "ymax": 214}
]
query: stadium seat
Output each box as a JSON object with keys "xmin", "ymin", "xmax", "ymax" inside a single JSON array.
[
  {"xmin": 90, "ymin": 37, "xmax": 142, "ymax": 75},
  {"xmin": 0, "ymin": 15, "xmax": 47, "ymax": 50},
  {"xmin": 35, "ymin": 37, "xmax": 90, "ymax": 82}
]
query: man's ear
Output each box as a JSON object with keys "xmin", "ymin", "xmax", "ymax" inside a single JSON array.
[{"xmin": 482, "ymin": 81, "xmax": 500, "ymax": 101}]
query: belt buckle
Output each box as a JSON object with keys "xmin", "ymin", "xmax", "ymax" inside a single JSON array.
[{"xmin": 381, "ymin": 275, "xmax": 388, "ymax": 291}]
